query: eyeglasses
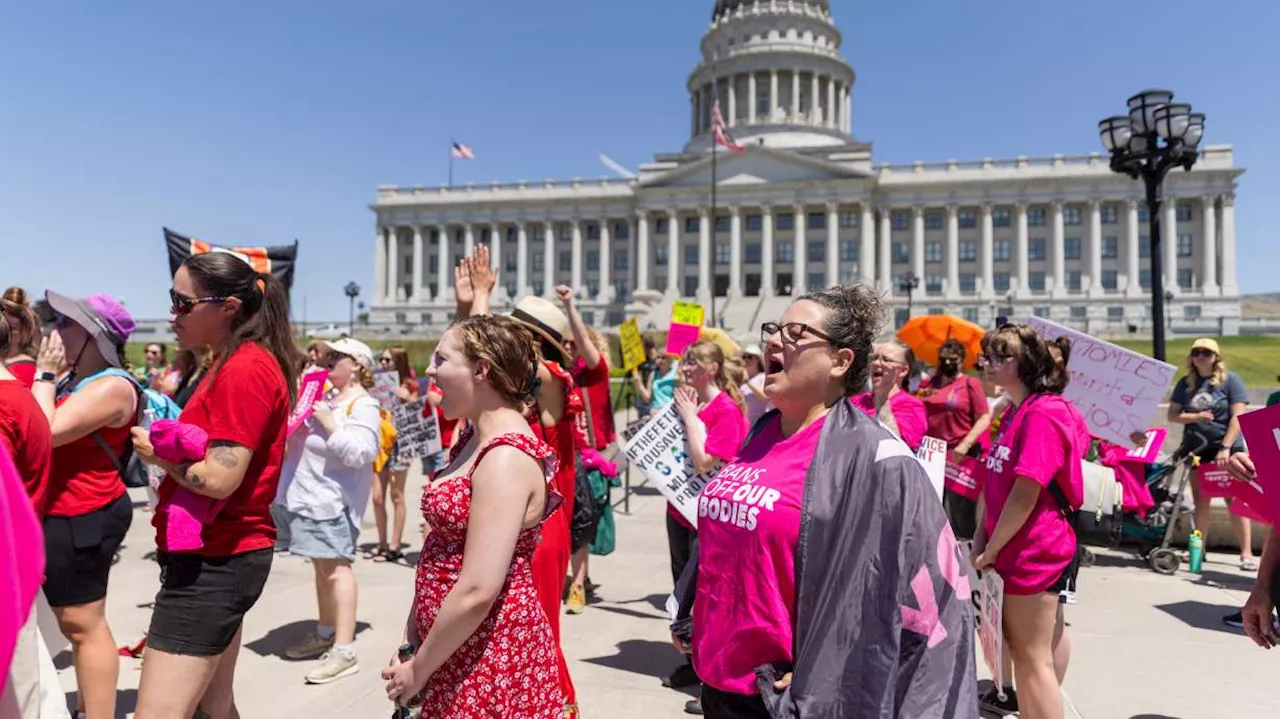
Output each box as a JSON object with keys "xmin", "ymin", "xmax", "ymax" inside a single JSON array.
[
  {"xmin": 976, "ymin": 353, "xmax": 1013, "ymax": 368},
  {"xmin": 871, "ymin": 354, "xmax": 907, "ymax": 365},
  {"xmin": 761, "ymin": 322, "xmax": 836, "ymax": 346},
  {"xmin": 379, "ymin": 357, "xmax": 395, "ymax": 365},
  {"xmin": 169, "ymin": 289, "xmax": 228, "ymax": 316},
  {"xmin": 1190, "ymin": 348, "xmax": 1216, "ymax": 358}
]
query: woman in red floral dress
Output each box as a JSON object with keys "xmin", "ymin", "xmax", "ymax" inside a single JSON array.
[{"xmin": 382, "ymin": 315, "xmax": 565, "ymax": 718}]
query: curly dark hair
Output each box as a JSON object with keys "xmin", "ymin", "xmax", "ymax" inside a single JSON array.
[
  {"xmin": 796, "ymin": 284, "xmax": 885, "ymax": 396},
  {"xmin": 981, "ymin": 323, "xmax": 1071, "ymax": 395}
]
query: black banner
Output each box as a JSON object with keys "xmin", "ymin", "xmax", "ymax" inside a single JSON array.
[{"xmin": 164, "ymin": 227, "xmax": 299, "ymax": 291}]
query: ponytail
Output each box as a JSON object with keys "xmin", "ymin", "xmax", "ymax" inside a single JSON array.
[
  {"xmin": 1, "ymin": 286, "xmax": 41, "ymax": 357},
  {"xmin": 1044, "ymin": 336, "xmax": 1072, "ymax": 395}
]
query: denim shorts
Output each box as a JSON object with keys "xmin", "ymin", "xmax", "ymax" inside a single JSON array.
[
  {"xmin": 421, "ymin": 450, "xmax": 448, "ymax": 478},
  {"xmin": 147, "ymin": 548, "xmax": 273, "ymax": 656},
  {"xmin": 385, "ymin": 441, "xmax": 412, "ymax": 473},
  {"xmin": 276, "ymin": 507, "xmax": 359, "ymax": 562}
]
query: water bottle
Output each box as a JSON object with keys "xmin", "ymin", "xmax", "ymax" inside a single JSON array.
[{"xmin": 1188, "ymin": 530, "xmax": 1204, "ymax": 574}]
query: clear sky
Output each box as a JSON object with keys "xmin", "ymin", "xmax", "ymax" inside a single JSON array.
[{"xmin": 2, "ymin": 0, "xmax": 1276, "ymax": 321}]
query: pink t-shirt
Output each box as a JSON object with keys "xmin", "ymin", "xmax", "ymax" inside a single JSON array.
[
  {"xmin": 982, "ymin": 394, "xmax": 1087, "ymax": 595},
  {"xmin": 670, "ymin": 392, "xmax": 749, "ymax": 529},
  {"xmin": 693, "ymin": 413, "xmax": 824, "ymax": 695},
  {"xmin": 850, "ymin": 390, "xmax": 927, "ymax": 451}
]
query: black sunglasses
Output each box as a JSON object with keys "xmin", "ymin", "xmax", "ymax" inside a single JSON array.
[
  {"xmin": 1190, "ymin": 348, "xmax": 1216, "ymax": 358},
  {"xmin": 169, "ymin": 289, "xmax": 228, "ymax": 316},
  {"xmin": 761, "ymin": 322, "xmax": 836, "ymax": 346}
]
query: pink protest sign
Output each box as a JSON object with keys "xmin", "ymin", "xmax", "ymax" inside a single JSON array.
[
  {"xmin": 1121, "ymin": 428, "xmax": 1166, "ymax": 464},
  {"xmin": 287, "ymin": 370, "xmax": 329, "ymax": 435},
  {"xmin": 0, "ymin": 440, "xmax": 44, "ymax": 679},
  {"xmin": 1197, "ymin": 464, "xmax": 1270, "ymax": 525},
  {"xmin": 944, "ymin": 456, "xmax": 986, "ymax": 501},
  {"xmin": 665, "ymin": 302, "xmax": 705, "ymax": 357},
  {"xmin": 1239, "ymin": 404, "xmax": 1280, "ymax": 526}
]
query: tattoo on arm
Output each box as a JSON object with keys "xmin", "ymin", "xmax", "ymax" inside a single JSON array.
[{"xmin": 210, "ymin": 445, "xmax": 240, "ymax": 469}]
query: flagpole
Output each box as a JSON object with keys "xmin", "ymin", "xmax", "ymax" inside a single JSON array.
[
  {"xmin": 448, "ymin": 140, "xmax": 455, "ymax": 189},
  {"xmin": 710, "ymin": 136, "xmax": 717, "ymax": 329}
]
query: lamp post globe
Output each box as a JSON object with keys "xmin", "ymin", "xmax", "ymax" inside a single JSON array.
[
  {"xmin": 344, "ymin": 282, "xmax": 361, "ymax": 337},
  {"xmin": 897, "ymin": 272, "xmax": 921, "ymax": 325}
]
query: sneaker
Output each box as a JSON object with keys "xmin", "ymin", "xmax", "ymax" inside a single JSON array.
[
  {"xmin": 304, "ymin": 651, "xmax": 359, "ymax": 684},
  {"xmin": 979, "ymin": 686, "xmax": 1019, "ymax": 716},
  {"xmin": 663, "ymin": 662, "xmax": 700, "ymax": 689},
  {"xmin": 1224, "ymin": 612, "xmax": 1245, "ymax": 630},
  {"xmin": 683, "ymin": 698, "xmax": 704, "ymax": 716},
  {"xmin": 284, "ymin": 632, "xmax": 334, "ymax": 661},
  {"xmin": 565, "ymin": 584, "xmax": 587, "ymax": 615}
]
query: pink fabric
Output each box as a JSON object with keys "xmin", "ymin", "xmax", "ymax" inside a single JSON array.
[
  {"xmin": 850, "ymin": 390, "xmax": 928, "ymax": 451},
  {"xmin": 1097, "ymin": 440, "xmax": 1155, "ymax": 513},
  {"xmin": 579, "ymin": 448, "xmax": 618, "ymax": 478},
  {"xmin": 0, "ymin": 440, "xmax": 43, "ymax": 679},
  {"xmin": 693, "ymin": 414, "xmax": 824, "ymax": 695},
  {"xmin": 150, "ymin": 420, "xmax": 225, "ymax": 552},
  {"xmin": 983, "ymin": 395, "xmax": 1087, "ymax": 595},
  {"xmin": 668, "ymin": 392, "xmax": 749, "ymax": 529}
]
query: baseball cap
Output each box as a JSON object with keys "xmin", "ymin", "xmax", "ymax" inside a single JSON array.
[
  {"xmin": 1190, "ymin": 338, "xmax": 1221, "ymax": 356},
  {"xmin": 322, "ymin": 338, "xmax": 375, "ymax": 370}
]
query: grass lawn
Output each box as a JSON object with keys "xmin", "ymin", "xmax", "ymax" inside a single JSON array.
[{"xmin": 1113, "ymin": 335, "xmax": 1280, "ymax": 390}]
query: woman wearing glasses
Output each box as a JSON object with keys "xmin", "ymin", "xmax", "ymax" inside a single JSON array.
[
  {"xmin": 850, "ymin": 340, "xmax": 927, "ymax": 451},
  {"xmin": 131, "ymin": 254, "xmax": 303, "ymax": 719},
  {"xmin": 971, "ymin": 324, "xmax": 1087, "ymax": 719},
  {"xmin": 688, "ymin": 286, "xmax": 976, "ymax": 719},
  {"xmin": 368, "ymin": 346, "xmax": 418, "ymax": 564},
  {"xmin": 1168, "ymin": 340, "xmax": 1255, "ymax": 577}
]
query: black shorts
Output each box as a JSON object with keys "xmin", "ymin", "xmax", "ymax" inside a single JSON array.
[
  {"xmin": 43, "ymin": 493, "xmax": 133, "ymax": 608},
  {"xmin": 701, "ymin": 684, "xmax": 771, "ymax": 719},
  {"xmin": 1049, "ymin": 546, "xmax": 1083, "ymax": 605},
  {"xmin": 147, "ymin": 548, "xmax": 273, "ymax": 656}
]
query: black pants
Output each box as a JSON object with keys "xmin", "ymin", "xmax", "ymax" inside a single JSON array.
[
  {"xmin": 666, "ymin": 511, "xmax": 697, "ymax": 587},
  {"xmin": 942, "ymin": 488, "xmax": 978, "ymax": 541},
  {"xmin": 702, "ymin": 685, "xmax": 771, "ymax": 719}
]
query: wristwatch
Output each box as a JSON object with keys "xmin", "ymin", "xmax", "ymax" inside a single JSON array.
[{"xmin": 35, "ymin": 371, "xmax": 57, "ymax": 384}]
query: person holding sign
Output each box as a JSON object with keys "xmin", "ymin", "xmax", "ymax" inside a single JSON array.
[
  {"xmin": 971, "ymin": 324, "xmax": 1088, "ymax": 719},
  {"xmin": 1226, "ymin": 453, "xmax": 1280, "ymax": 648},
  {"xmin": 381, "ymin": 315, "xmax": 565, "ymax": 717},
  {"xmin": 850, "ymin": 341, "xmax": 927, "ymax": 451},
  {"xmin": 1167, "ymin": 338, "xmax": 1255, "ymax": 574},
  {"xmin": 274, "ymin": 339, "xmax": 381, "ymax": 684},
  {"xmin": 687, "ymin": 285, "xmax": 975, "ymax": 718},
  {"xmin": 920, "ymin": 339, "xmax": 991, "ymax": 540},
  {"xmin": 369, "ymin": 347, "xmax": 419, "ymax": 564}
]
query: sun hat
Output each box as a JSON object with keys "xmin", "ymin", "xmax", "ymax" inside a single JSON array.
[
  {"xmin": 510, "ymin": 296, "xmax": 570, "ymax": 363},
  {"xmin": 322, "ymin": 338, "xmax": 375, "ymax": 370},
  {"xmin": 740, "ymin": 343, "xmax": 764, "ymax": 358},
  {"xmin": 1190, "ymin": 338, "xmax": 1221, "ymax": 356},
  {"xmin": 44, "ymin": 291, "xmax": 135, "ymax": 368}
]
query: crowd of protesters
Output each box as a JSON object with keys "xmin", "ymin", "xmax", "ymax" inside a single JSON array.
[{"xmin": 2, "ymin": 236, "xmax": 1278, "ymax": 719}]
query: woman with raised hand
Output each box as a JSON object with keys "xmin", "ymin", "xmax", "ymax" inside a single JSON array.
[
  {"xmin": 850, "ymin": 340, "xmax": 927, "ymax": 451},
  {"xmin": 31, "ymin": 291, "xmax": 139, "ymax": 719},
  {"xmin": 131, "ymin": 254, "xmax": 303, "ymax": 719},
  {"xmin": 690, "ymin": 285, "xmax": 975, "ymax": 718},
  {"xmin": 382, "ymin": 315, "xmax": 564, "ymax": 717},
  {"xmin": 368, "ymin": 346, "xmax": 418, "ymax": 564}
]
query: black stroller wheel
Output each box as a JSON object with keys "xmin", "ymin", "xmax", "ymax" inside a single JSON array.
[{"xmin": 1149, "ymin": 548, "xmax": 1180, "ymax": 575}]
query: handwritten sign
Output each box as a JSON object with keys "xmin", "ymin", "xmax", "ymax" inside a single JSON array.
[
  {"xmin": 1122, "ymin": 428, "xmax": 1167, "ymax": 464},
  {"xmin": 915, "ymin": 436, "xmax": 947, "ymax": 500},
  {"xmin": 370, "ymin": 370, "xmax": 400, "ymax": 409},
  {"xmin": 392, "ymin": 397, "xmax": 442, "ymax": 459},
  {"xmin": 978, "ymin": 570, "xmax": 1005, "ymax": 695},
  {"xmin": 666, "ymin": 302, "xmax": 706, "ymax": 357},
  {"xmin": 622, "ymin": 404, "xmax": 721, "ymax": 528},
  {"xmin": 1239, "ymin": 404, "xmax": 1280, "ymax": 527},
  {"xmin": 619, "ymin": 318, "xmax": 646, "ymax": 372},
  {"xmin": 1028, "ymin": 317, "xmax": 1177, "ymax": 446},
  {"xmin": 944, "ymin": 456, "xmax": 986, "ymax": 501},
  {"xmin": 287, "ymin": 370, "xmax": 330, "ymax": 436}
]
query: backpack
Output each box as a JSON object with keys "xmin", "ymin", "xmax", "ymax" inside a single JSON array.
[
  {"xmin": 348, "ymin": 401, "xmax": 397, "ymax": 473},
  {"xmin": 80, "ymin": 368, "xmax": 183, "ymax": 488}
]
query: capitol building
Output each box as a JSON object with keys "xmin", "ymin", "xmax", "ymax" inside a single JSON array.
[{"xmin": 369, "ymin": 0, "xmax": 1244, "ymax": 336}]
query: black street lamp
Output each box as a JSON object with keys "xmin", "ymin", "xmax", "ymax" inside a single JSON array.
[
  {"xmin": 1164, "ymin": 290, "xmax": 1174, "ymax": 335},
  {"xmin": 897, "ymin": 272, "xmax": 920, "ymax": 322},
  {"xmin": 1098, "ymin": 89, "xmax": 1204, "ymax": 362},
  {"xmin": 344, "ymin": 281, "xmax": 361, "ymax": 337}
]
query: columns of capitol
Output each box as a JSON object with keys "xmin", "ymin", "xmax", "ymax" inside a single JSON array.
[
  {"xmin": 436, "ymin": 225, "xmax": 450, "ymax": 302},
  {"xmin": 825, "ymin": 203, "xmax": 838, "ymax": 289},
  {"xmin": 1086, "ymin": 200, "xmax": 1103, "ymax": 298},
  {"xmin": 1050, "ymin": 201, "xmax": 1065, "ymax": 298},
  {"xmin": 570, "ymin": 220, "xmax": 583, "ymax": 292},
  {"xmin": 543, "ymin": 221, "xmax": 556, "ymax": 298},
  {"xmin": 946, "ymin": 205, "xmax": 960, "ymax": 301},
  {"xmin": 1163, "ymin": 201, "xmax": 1178, "ymax": 295},
  {"xmin": 598, "ymin": 221, "xmax": 612, "ymax": 303},
  {"xmin": 516, "ymin": 223, "xmax": 530, "ymax": 297},
  {"xmin": 1124, "ymin": 199, "xmax": 1142, "ymax": 298},
  {"xmin": 1015, "ymin": 204, "xmax": 1030, "ymax": 300},
  {"xmin": 373, "ymin": 225, "xmax": 387, "ymax": 302},
  {"xmin": 636, "ymin": 212, "xmax": 650, "ymax": 294},
  {"xmin": 697, "ymin": 208, "xmax": 711, "ymax": 305},
  {"xmin": 1220, "ymin": 194, "xmax": 1238, "ymax": 296},
  {"xmin": 387, "ymin": 226, "xmax": 401, "ymax": 302},
  {"xmin": 1201, "ymin": 195, "xmax": 1219, "ymax": 296},
  {"xmin": 761, "ymin": 206, "xmax": 775, "ymax": 297},
  {"xmin": 980, "ymin": 203, "xmax": 995, "ymax": 300},
  {"xmin": 411, "ymin": 226, "xmax": 424, "ymax": 303},
  {"xmin": 729, "ymin": 206, "xmax": 743, "ymax": 298},
  {"xmin": 769, "ymin": 70, "xmax": 779, "ymax": 124},
  {"xmin": 910, "ymin": 206, "xmax": 925, "ymax": 292},
  {"xmin": 792, "ymin": 202, "xmax": 807, "ymax": 296},
  {"xmin": 747, "ymin": 73, "xmax": 757, "ymax": 125},
  {"xmin": 858, "ymin": 203, "xmax": 875, "ymax": 287},
  {"xmin": 877, "ymin": 208, "xmax": 893, "ymax": 297},
  {"xmin": 489, "ymin": 222, "xmax": 505, "ymax": 301},
  {"xmin": 666, "ymin": 209, "xmax": 680, "ymax": 298}
]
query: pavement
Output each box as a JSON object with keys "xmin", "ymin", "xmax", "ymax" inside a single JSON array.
[{"xmin": 53, "ymin": 467, "xmax": 1280, "ymax": 719}]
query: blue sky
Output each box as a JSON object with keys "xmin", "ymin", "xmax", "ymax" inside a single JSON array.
[{"xmin": 2, "ymin": 0, "xmax": 1276, "ymax": 321}]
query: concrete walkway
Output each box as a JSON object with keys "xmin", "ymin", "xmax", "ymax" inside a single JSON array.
[{"xmin": 59, "ymin": 470, "xmax": 1280, "ymax": 718}]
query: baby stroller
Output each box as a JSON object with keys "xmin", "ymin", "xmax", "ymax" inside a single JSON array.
[{"xmin": 1122, "ymin": 443, "xmax": 1203, "ymax": 574}]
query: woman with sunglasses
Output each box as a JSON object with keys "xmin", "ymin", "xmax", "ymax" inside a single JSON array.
[
  {"xmin": 920, "ymin": 338, "xmax": 992, "ymax": 540},
  {"xmin": 850, "ymin": 340, "xmax": 927, "ymax": 451},
  {"xmin": 687, "ymin": 286, "xmax": 975, "ymax": 719},
  {"xmin": 368, "ymin": 346, "xmax": 418, "ymax": 564},
  {"xmin": 30, "ymin": 290, "xmax": 138, "ymax": 719},
  {"xmin": 131, "ymin": 254, "xmax": 303, "ymax": 719},
  {"xmin": 971, "ymin": 324, "xmax": 1087, "ymax": 719},
  {"xmin": 1167, "ymin": 338, "xmax": 1254, "ymax": 580}
]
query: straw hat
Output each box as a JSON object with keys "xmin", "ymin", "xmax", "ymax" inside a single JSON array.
[{"xmin": 511, "ymin": 296, "xmax": 570, "ymax": 363}]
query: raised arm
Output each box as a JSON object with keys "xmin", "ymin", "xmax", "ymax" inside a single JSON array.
[
  {"xmin": 31, "ymin": 332, "xmax": 136, "ymax": 446},
  {"xmin": 674, "ymin": 386, "xmax": 718, "ymax": 474},
  {"xmin": 556, "ymin": 285, "xmax": 601, "ymax": 369}
]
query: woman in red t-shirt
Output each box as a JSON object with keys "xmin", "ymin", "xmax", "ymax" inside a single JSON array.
[
  {"xmin": 919, "ymin": 338, "xmax": 992, "ymax": 540},
  {"xmin": 2, "ymin": 286, "xmax": 42, "ymax": 388},
  {"xmin": 131, "ymin": 253, "xmax": 302, "ymax": 719},
  {"xmin": 30, "ymin": 289, "xmax": 138, "ymax": 719}
]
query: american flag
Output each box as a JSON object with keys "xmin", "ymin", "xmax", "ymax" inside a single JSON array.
[
  {"xmin": 451, "ymin": 141, "xmax": 475, "ymax": 160},
  {"xmin": 712, "ymin": 100, "xmax": 745, "ymax": 153}
]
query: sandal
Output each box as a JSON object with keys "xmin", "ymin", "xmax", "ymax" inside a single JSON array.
[
  {"xmin": 375, "ymin": 549, "xmax": 405, "ymax": 564},
  {"xmin": 366, "ymin": 546, "xmax": 389, "ymax": 561},
  {"xmin": 1241, "ymin": 557, "xmax": 1260, "ymax": 572}
]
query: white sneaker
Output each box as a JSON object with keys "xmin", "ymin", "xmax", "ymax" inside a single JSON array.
[{"xmin": 304, "ymin": 651, "xmax": 359, "ymax": 685}]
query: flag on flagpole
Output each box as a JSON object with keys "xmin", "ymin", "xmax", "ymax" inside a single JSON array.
[
  {"xmin": 451, "ymin": 141, "xmax": 476, "ymax": 160},
  {"xmin": 712, "ymin": 101, "xmax": 745, "ymax": 152}
]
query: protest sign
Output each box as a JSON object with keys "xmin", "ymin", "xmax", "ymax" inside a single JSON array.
[
  {"xmin": 287, "ymin": 370, "xmax": 330, "ymax": 436},
  {"xmin": 1239, "ymin": 404, "xmax": 1280, "ymax": 527},
  {"xmin": 1198, "ymin": 464, "xmax": 1269, "ymax": 525},
  {"xmin": 619, "ymin": 318, "xmax": 647, "ymax": 372},
  {"xmin": 944, "ymin": 456, "xmax": 985, "ymax": 501},
  {"xmin": 915, "ymin": 436, "xmax": 947, "ymax": 500},
  {"xmin": 1122, "ymin": 427, "xmax": 1167, "ymax": 464},
  {"xmin": 1028, "ymin": 316, "xmax": 1177, "ymax": 446},
  {"xmin": 370, "ymin": 370, "xmax": 401, "ymax": 409},
  {"xmin": 622, "ymin": 404, "xmax": 720, "ymax": 527},
  {"xmin": 666, "ymin": 301, "xmax": 705, "ymax": 357},
  {"xmin": 978, "ymin": 570, "xmax": 1005, "ymax": 695},
  {"xmin": 392, "ymin": 398, "xmax": 442, "ymax": 459}
]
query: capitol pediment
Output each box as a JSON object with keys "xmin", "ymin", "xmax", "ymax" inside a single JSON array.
[{"xmin": 639, "ymin": 146, "xmax": 869, "ymax": 189}]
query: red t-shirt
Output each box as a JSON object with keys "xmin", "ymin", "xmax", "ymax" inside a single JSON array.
[
  {"xmin": 919, "ymin": 374, "xmax": 990, "ymax": 449},
  {"xmin": 0, "ymin": 380, "xmax": 53, "ymax": 518},
  {"xmin": 153, "ymin": 342, "xmax": 290, "ymax": 556},
  {"xmin": 571, "ymin": 358, "xmax": 617, "ymax": 450},
  {"xmin": 422, "ymin": 385, "xmax": 459, "ymax": 450},
  {"xmin": 5, "ymin": 360, "xmax": 36, "ymax": 389},
  {"xmin": 47, "ymin": 373, "xmax": 134, "ymax": 517}
]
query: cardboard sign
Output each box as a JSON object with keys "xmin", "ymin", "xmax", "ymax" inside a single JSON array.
[
  {"xmin": 1027, "ymin": 317, "xmax": 1177, "ymax": 447},
  {"xmin": 915, "ymin": 436, "xmax": 948, "ymax": 500},
  {"xmin": 287, "ymin": 370, "xmax": 330, "ymax": 436},
  {"xmin": 1122, "ymin": 427, "xmax": 1167, "ymax": 464},
  {"xmin": 978, "ymin": 570, "xmax": 1005, "ymax": 694},
  {"xmin": 619, "ymin": 318, "xmax": 647, "ymax": 372},
  {"xmin": 944, "ymin": 456, "xmax": 986, "ymax": 501},
  {"xmin": 622, "ymin": 404, "xmax": 721, "ymax": 528},
  {"xmin": 666, "ymin": 302, "xmax": 706, "ymax": 357},
  {"xmin": 392, "ymin": 397, "xmax": 442, "ymax": 459},
  {"xmin": 671, "ymin": 301, "xmax": 704, "ymax": 327},
  {"xmin": 370, "ymin": 370, "xmax": 401, "ymax": 409},
  {"xmin": 1239, "ymin": 404, "xmax": 1280, "ymax": 527}
]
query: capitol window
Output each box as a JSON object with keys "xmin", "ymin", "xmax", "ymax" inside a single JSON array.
[
  {"xmin": 1139, "ymin": 269, "xmax": 1151, "ymax": 289},
  {"xmin": 1063, "ymin": 207, "xmax": 1082, "ymax": 226},
  {"xmin": 1028, "ymin": 208, "xmax": 1047, "ymax": 227},
  {"xmin": 1184, "ymin": 305, "xmax": 1202, "ymax": 319},
  {"xmin": 924, "ymin": 210, "xmax": 944, "ymax": 230},
  {"xmin": 1107, "ymin": 306, "xmax": 1125, "ymax": 319},
  {"xmin": 586, "ymin": 281, "xmax": 599, "ymax": 297},
  {"xmin": 994, "ymin": 240, "xmax": 1011, "ymax": 262},
  {"xmin": 746, "ymin": 215, "xmax": 763, "ymax": 232},
  {"xmin": 962, "ymin": 308, "xmax": 980, "ymax": 323},
  {"xmin": 777, "ymin": 213, "xmax": 795, "ymax": 231},
  {"xmin": 925, "ymin": 275, "xmax": 943, "ymax": 295},
  {"xmin": 559, "ymin": 226, "xmax": 572, "ymax": 243},
  {"xmin": 532, "ymin": 253, "xmax": 545, "ymax": 271},
  {"xmin": 958, "ymin": 210, "xmax": 977, "ymax": 229},
  {"xmin": 1071, "ymin": 307, "xmax": 1087, "ymax": 320},
  {"xmin": 807, "ymin": 272, "xmax": 825, "ymax": 290},
  {"xmin": 807, "ymin": 243, "xmax": 824, "ymax": 262},
  {"xmin": 925, "ymin": 241, "xmax": 942, "ymax": 263},
  {"xmin": 716, "ymin": 243, "xmax": 731, "ymax": 265},
  {"xmin": 1029, "ymin": 272, "xmax": 1046, "ymax": 291},
  {"xmin": 839, "ymin": 212, "xmax": 859, "ymax": 228},
  {"xmin": 587, "ymin": 224, "xmax": 600, "ymax": 241},
  {"xmin": 776, "ymin": 241, "xmax": 794, "ymax": 262},
  {"xmin": 807, "ymin": 212, "xmax": 826, "ymax": 230},
  {"xmin": 1102, "ymin": 270, "xmax": 1118, "ymax": 290},
  {"xmin": 959, "ymin": 274, "xmax": 976, "ymax": 294},
  {"xmin": 891, "ymin": 211, "xmax": 910, "ymax": 231},
  {"xmin": 1066, "ymin": 271, "xmax": 1082, "ymax": 291},
  {"xmin": 655, "ymin": 244, "xmax": 668, "ymax": 266},
  {"xmin": 1064, "ymin": 237, "xmax": 1082, "ymax": 260},
  {"xmin": 559, "ymin": 251, "xmax": 572, "ymax": 271},
  {"xmin": 533, "ymin": 281, "xmax": 544, "ymax": 296},
  {"xmin": 1033, "ymin": 307, "xmax": 1051, "ymax": 318},
  {"xmin": 685, "ymin": 245, "xmax": 699, "ymax": 265},
  {"xmin": 506, "ymin": 255, "xmax": 518, "ymax": 273},
  {"xmin": 655, "ymin": 218, "xmax": 669, "ymax": 234},
  {"xmin": 993, "ymin": 208, "xmax": 1012, "ymax": 228},
  {"xmin": 1102, "ymin": 236, "xmax": 1119, "ymax": 259},
  {"xmin": 1138, "ymin": 206, "xmax": 1149, "ymax": 222},
  {"xmin": 993, "ymin": 272, "xmax": 1010, "ymax": 292},
  {"xmin": 840, "ymin": 241, "xmax": 858, "ymax": 261},
  {"xmin": 1139, "ymin": 236, "xmax": 1150, "ymax": 257},
  {"xmin": 1178, "ymin": 268, "xmax": 1194, "ymax": 290},
  {"xmin": 685, "ymin": 217, "xmax": 700, "ymax": 234},
  {"xmin": 746, "ymin": 243, "xmax": 762, "ymax": 263},
  {"xmin": 586, "ymin": 250, "xmax": 599, "ymax": 271},
  {"xmin": 614, "ymin": 223, "xmax": 630, "ymax": 240},
  {"xmin": 715, "ymin": 216, "xmax": 730, "ymax": 232},
  {"xmin": 1177, "ymin": 203, "xmax": 1194, "ymax": 222},
  {"xmin": 891, "ymin": 242, "xmax": 909, "ymax": 264},
  {"xmin": 1101, "ymin": 205, "xmax": 1119, "ymax": 224},
  {"xmin": 533, "ymin": 226, "xmax": 546, "ymax": 242},
  {"xmin": 959, "ymin": 241, "xmax": 977, "ymax": 262},
  {"xmin": 1177, "ymin": 234, "xmax": 1193, "ymax": 257},
  {"xmin": 614, "ymin": 249, "xmax": 629, "ymax": 271},
  {"xmin": 506, "ymin": 226, "xmax": 517, "ymax": 243},
  {"xmin": 481, "ymin": 227, "xmax": 492, "ymax": 243}
]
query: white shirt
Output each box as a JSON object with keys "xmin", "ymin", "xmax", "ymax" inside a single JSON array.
[{"xmin": 278, "ymin": 394, "xmax": 381, "ymax": 525}]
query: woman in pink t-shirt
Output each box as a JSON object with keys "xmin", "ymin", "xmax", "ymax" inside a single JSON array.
[
  {"xmin": 971, "ymin": 324, "xmax": 1086, "ymax": 719},
  {"xmin": 850, "ymin": 341, "xmax": 927, "ymax": 450}
]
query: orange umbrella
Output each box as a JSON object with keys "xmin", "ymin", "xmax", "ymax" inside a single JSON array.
[{"xmin": 896, "ymin": 315, "xmax": 986, "ymax": 369}]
